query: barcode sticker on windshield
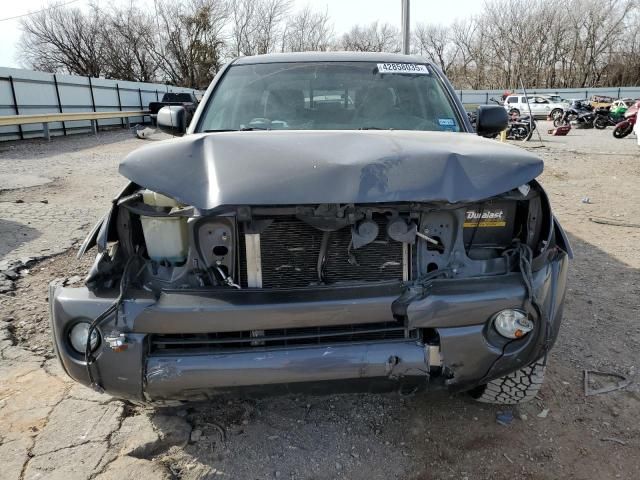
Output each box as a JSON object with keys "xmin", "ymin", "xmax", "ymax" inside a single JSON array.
[{"xmin": 377, "ymin": 63, "xmax": 429, "ymax": 75}]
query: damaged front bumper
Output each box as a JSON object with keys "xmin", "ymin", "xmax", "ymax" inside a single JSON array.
[{"xmin": 49, "ymin": 250, "xmax": 568, "ymax": 402}]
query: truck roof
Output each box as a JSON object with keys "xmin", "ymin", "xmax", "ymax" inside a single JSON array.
[{"xmin": 233, "ymin": 51, "xmax": 432, "ymax": 65}]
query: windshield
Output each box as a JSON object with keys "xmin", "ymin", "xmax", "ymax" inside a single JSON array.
[{"xmin": 197, "ymin": 61, "xmax": 462, "ymax": 132}]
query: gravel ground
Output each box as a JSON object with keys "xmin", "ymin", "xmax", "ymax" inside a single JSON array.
[{"xmin": 1, "ymin": 125, "xmax": 639, "ymax": 479}]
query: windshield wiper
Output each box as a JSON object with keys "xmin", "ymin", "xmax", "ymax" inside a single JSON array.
[
  {"xmin": 358, "ymin": 127, "xmax": 393, "ymax": 130},
  {"xmin": 204, "ymin": 127, "xmax": 270, "ymax": 133}
]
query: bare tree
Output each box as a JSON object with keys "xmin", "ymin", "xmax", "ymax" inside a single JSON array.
[
  {"xmin": 283, "ymin": 6, "xmax": 334, "ymax": 52},
  {"xmin": 19, "ymin": 2, "xmax": 105, "ymax": 76},
  {"xmin": 254, "ymin": 0, "xmax": 292, "ymax": 54},
  {"xmin": 149, "ymin": 0, "xmax": 229, "ymax": 88},
  {"xmin": 231, "ymin": 0, "xmax": 292, "ymax": 56},
  {"xmin": 17, "ymin": 0, "xmax": 640, "ymax": 89},
  {"xmin": 341, "ymin": 21, "xmax": 400, "ymax": 52},
  {"xmin": 100, "ymin": 5, "xmax": 159, "ymax": 82},
  {"xmin": 432, "ymin": 0, "xmax": 639, "ymax": 90},
  {"xmin": 413, "ymin": 24, "xmax": 458, "ymax": 74},
  {"xmin": 449, "ymin": 18, "xmax": 486, "ymax": 89},
  {"xmin": 230, "ymin": 0, "xmax": 257, "ymax": 56}
]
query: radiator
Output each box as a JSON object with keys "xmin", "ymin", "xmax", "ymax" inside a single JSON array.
[{"xmin": 238, "ymin": 216, "xmax": 405, "ymax": 288}]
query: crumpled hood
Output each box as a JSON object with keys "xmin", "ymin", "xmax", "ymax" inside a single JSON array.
[{"xmin": 119, "ymin": 130, "xmax": 543, "ymax": 209}]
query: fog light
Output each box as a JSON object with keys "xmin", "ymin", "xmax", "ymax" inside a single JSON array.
[
  {"xmin": 493, "ymin": 309, "xmax": 533, "ymax": 339},
  {"xmin": 69, "ymin": 322, "xmax": 100, "ymax": 353}
]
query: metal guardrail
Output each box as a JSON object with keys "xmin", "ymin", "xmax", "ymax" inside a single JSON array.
[{"xmin": 0, "ymin": 110, "xmax": 149, "ymax": 140}]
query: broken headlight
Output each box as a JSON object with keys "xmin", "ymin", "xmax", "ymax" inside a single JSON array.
[
  {"xmin": 493, "ymin": 309, "xmax": 534, "ymax": 339},
  {"xmin": 68, "ymin": 322, "xmax": 100, "ymax": 353}
]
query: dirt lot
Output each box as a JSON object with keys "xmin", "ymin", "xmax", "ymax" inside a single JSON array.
[{"xmin": 1, "ymin": 125, "xmax": 639, "ymax": 480}]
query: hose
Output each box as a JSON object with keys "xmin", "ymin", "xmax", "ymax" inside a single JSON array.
[
  {"xmin": 475, "ymin": 242, "xmax": 552, "ymax": 385},
  {"xmin": 513, "ymin": 242, "xmax": 552, "ymax": 366},
  {"xmin": 84, "ymin": 253, "xmax": 139, "ymax": 392}
]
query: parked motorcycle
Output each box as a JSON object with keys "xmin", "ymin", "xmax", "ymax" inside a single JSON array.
[
  {"xmin": 506, "ymin": 113, "xmax": 536, "ymax": 141},
  {"xmin": 554, "ymin": 100, "xmax": 594, "ymax": 128},
  {"xmin": 593, "ymin": 107, "xmax": 623, "ymax": 129},
  {"xmin": 486, "ymin": 98, "xmax": 536, "ymax": 141},
  {"xmin": 612, "ymin": 101, "xmax": 638, "ymax": 139}
]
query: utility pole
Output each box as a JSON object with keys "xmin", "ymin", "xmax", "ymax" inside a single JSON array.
[{"xmin": 401, "ymin": 0, "xmax": 410, "ymax": 54}]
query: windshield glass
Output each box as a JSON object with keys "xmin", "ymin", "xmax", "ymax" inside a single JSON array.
[{"xmin": 197, "ymin": 61, "xmax": 462, "ymax": 132}]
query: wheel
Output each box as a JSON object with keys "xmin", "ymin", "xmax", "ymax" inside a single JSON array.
[
  {"xmin": 470, "ymin": 361, "xmax": 546, "ymax": 405},
  {"xmin": 613, "ymin": 123, "xmax": 633, "ymax": 139},
  {"xmin": 593, "ymin": 117, "xmax": 608, "ymax": 129},
  {"xmin": 522, "ymin": 128, "xmax": 534, "ymax": 141},
  {"xmin": 550, "ymin": 108, "xmax": 562, "ymax": 121},
  {"xmin": 553, "ymin": 118, "xmax": 567, "ymax": 128},
  {"xmin": 509, "ymin": 108, "xmax": 520, "ymax": 116}
]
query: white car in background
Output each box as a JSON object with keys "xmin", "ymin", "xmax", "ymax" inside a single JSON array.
[{"xmin": 503, "ymin": 94, "xmax": 568, "ymax": 119}]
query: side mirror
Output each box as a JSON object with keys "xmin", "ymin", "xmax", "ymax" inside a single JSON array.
[
  {"xmin": 157, "ymin": 106, "xmax": 187, "ymax": 136},
  {"xmin": 476, "ymin": 105, "xmax": 509, "ymax": 137}
]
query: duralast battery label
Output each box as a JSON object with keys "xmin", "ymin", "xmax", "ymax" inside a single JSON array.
[{"xmin": 463, "ymin": 209, "xmax": 507, "ymax": 228}]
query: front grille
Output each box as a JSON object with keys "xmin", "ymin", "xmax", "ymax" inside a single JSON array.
[
  {"xmin": 240, "ymin": 216, "xmax": 404, "ymax": 288},
  {"xmin": 149, "ymin": 321, "xmax": 417, "ymax": 354}
]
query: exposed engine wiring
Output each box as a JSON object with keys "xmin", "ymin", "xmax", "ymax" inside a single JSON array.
[
  {"xmin": 317, "ymin": 231, "xmax": 330, "ymax": 283},
  {"xmin": 84, "ymin": 252, "xmax": 139, "ymax": 392},
  {"xmin": 416, "ymin": 267, "xmax": 452, "ymax": 286},
  {"xmin": 464, "ymin": 204, "xmax": 485, "ymax": 255},
  {"xmin": 214, "ymin": 265, "xmax": 241, "ymax": 289},
  {"xmin": 474, "ymin": 241, "xmax": 552, "ymax": 386},
  {"xmin": 515, "ymin": 241, "xmax": 552, "ymax": 366}
]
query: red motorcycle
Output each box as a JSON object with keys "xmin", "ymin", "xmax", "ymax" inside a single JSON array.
[{"xmin": 613, "ymin": 100, "xmax": 639, "ymax": 139}]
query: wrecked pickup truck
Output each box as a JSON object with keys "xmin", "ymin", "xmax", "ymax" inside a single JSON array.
[{"xmin": 50, "ymin": 52, "xmax": 571, "ymax": 405}]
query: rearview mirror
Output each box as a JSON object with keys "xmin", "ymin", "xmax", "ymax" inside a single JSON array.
[
  {"xmin": 157, "ymin": 106, "xmax": 187, "ymax": 136},
  {"xmin": 476, "ymin": 105, "xmax": 508, "ymax": 137}
]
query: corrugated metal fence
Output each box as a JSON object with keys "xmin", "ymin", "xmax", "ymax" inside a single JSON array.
[
  {"xmin": 458, "ymin": 86, "xmax": 640, "ymax": 109},
  {"xmin": 0, "ymin": 67, "xmax": 200, "ymax": 141}
]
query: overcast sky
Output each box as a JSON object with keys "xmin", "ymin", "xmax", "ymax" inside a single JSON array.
[{"xmin": 0, "ymin": 0, "xmax": 484, "ymax": 69}]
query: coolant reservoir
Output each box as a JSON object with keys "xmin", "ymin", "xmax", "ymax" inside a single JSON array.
[{"xmin": 139, "ymin": 190, "xmax": 188, "ymax": 264}]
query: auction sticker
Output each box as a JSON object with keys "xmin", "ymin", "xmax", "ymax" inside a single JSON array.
[
  {"xmin": 377, "ymin": 63, "xmax": 429, "ymax": 74},
  {"xmin": 438, "ymin": 118, "xmax": 456, "ymax": 127}
]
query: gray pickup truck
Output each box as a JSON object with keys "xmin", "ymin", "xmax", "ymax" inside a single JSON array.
[{"xmin": 50, "ymin": 52, "xmax": 571, "ymax": 405}]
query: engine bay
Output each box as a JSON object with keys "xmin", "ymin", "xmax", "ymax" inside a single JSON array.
[{"xmin": 84, "ymin": 181, "xmax": 552, "ymax": 294}]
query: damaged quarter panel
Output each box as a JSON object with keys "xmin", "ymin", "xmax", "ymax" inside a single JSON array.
[{"xmin": 51, "ymin": 52, "xmax": 570, "ymax": 404}]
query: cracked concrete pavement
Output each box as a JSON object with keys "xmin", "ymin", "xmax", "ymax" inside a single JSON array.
[
  {"xmin": 0, "ymin": 320, "xmax": 191, "ymax": 480},
  {"xmin": 0, "ymin": 131, "xmax": 190, "ymax": 480},
  {"xmin": 0, "ymin": 131, "xmax": 133, "ymax": 266}
]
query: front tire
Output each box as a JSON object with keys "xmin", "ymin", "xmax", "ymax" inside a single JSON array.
[
  {"xmin": 470, "ymin": 361, "xmax": 546, "ymax": 405},
  {"xmin": 550, "ymin": 108, "xmax": 563, "ymax": 121},
  {"xmin": 593, "ymin": 117, "xmax": 608, "ymax": 129},
  {"xmin": 553, "ymin": 118, "xmax": 567, "ymax": 128},
  {"xmin": 523, "ymin": 128, "xmax": 534, "ymax": 141},
  {"xmin": 613, "ymin": 123, "xmax": 633, "ymax": 139}
]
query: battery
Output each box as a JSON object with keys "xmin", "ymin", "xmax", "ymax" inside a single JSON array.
[{"xmin": 462, "ymin": 201, "xmax": 517, "ymax": 248}]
